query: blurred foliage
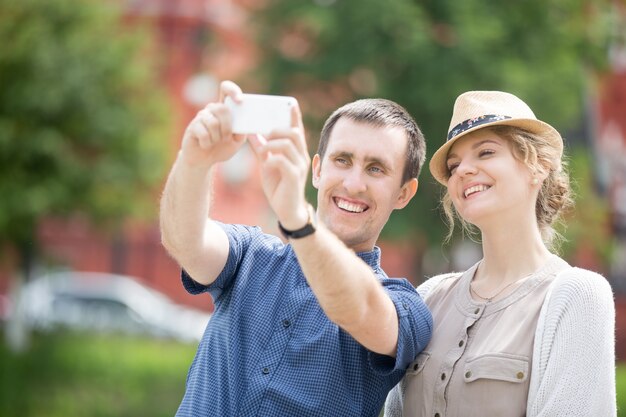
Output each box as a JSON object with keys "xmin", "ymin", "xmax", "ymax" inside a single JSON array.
[
  {"xmin": 619, "ymin": 364, "xmax": 626, "ymax": 415},
  {"xmin": 0, "ymin": 330, "xmax": 195, "ymax": 417},
  {"xmin": 559, "ymin": 148, "xmax": 614, "ymax": 268},
  {"xmin": 247, "ymin": 0, "xmax": 612, "ymax": 254},
  {"xmin": 0, "ymin": 0, "xmax": 171, "ymax": 251}
]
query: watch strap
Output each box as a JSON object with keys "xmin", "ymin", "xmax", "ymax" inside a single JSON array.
[{"xmin": 278, "ymin": 205, "xmax": 316, "ymax": 239}]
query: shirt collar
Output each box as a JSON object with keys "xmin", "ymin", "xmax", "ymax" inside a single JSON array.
[
  {"xmin": 355, "ymin": 246, "xmax": 382, "ymax": 270},
  {"xmin": 457, "ymin": 254, "xmax": 569, "ymax": 315}
]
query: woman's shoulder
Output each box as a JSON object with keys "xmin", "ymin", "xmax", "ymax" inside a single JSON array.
[
  {"xmin": 416, "ymin": 271, "xmax": 464, "ymax": 299},
  {"xmin": 550, "ymin": 267, "xmax": 613, "ymax": 299},
  {"xmin": 544, "ymin": 266, "xmax": 614, "ymax": 318}
]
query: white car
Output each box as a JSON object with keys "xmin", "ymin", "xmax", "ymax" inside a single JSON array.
[{"xmin": 19, "ymin": 271, "xmax": 211, "ymax": 343}]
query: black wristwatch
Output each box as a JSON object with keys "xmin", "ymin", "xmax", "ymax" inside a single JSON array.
[{"xmin": 278, "ymin": 204, "xmax": 317, "ymax": 239}]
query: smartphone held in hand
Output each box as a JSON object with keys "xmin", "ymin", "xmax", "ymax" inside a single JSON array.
[{"xmin": 225, "ymin": 94, "xmax": 297, "ymax": 135}]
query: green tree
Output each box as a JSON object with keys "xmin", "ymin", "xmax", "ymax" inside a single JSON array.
[
  {"xmin": 247, "ymin": 0, "xmax": 611, "ymax": 275},
  {"xmin": 0, "ymin": 0, "xmax": 170, "ymax": 278},
  {"xmin": 559, "ymin": 149, "xmax": 614, "ymax": 270}
]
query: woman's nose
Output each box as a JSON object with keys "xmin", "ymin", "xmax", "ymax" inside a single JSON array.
[{"xmin": 455, "ymin": 159, "xmax": 477, "ymax": 177}]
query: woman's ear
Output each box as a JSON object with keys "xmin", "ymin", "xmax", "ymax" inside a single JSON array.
[{"xmin": 534, "ymin": 163, "xmax": 550, "ymax": 182}]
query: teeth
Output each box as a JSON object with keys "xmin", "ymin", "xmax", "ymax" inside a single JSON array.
[
  {"xmin": 464, "ymin": 185, "xmax": 490, "ymax": 198},
  {"xmin": 336, "ymin": 199, "xmax": 366, "ymax": 213}
]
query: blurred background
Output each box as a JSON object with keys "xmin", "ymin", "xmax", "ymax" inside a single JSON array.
[{"xmin": 0, "ymin": 0, "xmax": 625, "ymax": 415}]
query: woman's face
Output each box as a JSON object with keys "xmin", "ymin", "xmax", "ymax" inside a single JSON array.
[{"xmin": 445, "ymin": 129, "xmax": 538, "ymax": 228}]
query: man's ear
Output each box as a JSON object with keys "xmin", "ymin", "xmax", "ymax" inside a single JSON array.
[
  {"xmin": 394, "ymin": 178, "xmax": 418, "ymax": 209},
  {"xmin": 312, "ymin": 154, "xmax": 321, "ymax": 189}
]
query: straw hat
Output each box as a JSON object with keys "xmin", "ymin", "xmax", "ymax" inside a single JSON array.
[{"xmin": 429, "ymin": 91, "xmax": 563, "ymax": 185}]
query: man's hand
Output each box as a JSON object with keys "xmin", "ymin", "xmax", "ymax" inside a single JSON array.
[
  {"xmin": 248, "ymin": 104, "xmax": 311, "ymax": 230},
  {"xmin": 180, "ymin": 80, "xmax": 248, "ymax": 168}
]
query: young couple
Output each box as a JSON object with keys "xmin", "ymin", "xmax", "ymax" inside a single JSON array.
[{"xmin": 160, "ymin": 81, "xmax": 616, "ymax": 417}]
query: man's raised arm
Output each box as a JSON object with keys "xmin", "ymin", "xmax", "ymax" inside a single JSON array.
[
  {"xmin": 160, "ymin": 81, "xmax": 246, "ymax": 285},
  {"xmin": 248, "ymin": 107, "xmax": 427, "ymax": 358}
]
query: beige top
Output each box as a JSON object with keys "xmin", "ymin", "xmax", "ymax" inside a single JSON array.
[{"xmin": 398, "ymin": 255, "xmax": 569, "ymax": 417}]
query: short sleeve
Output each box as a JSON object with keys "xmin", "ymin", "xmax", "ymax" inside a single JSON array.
[
  {"xmin": 369, "ymin": 278, "xmax": 433, "ymax": 374},
  {"xmin": 180, "ymin": 222, "xmax": 261, "ymax": 301}
]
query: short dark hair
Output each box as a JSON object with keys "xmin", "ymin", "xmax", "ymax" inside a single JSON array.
[{"xmin": 317, "ymin": 99, "xmax": 426, "ymax": 184}]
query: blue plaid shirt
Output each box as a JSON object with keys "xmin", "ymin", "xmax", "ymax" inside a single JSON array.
[{"xmin": 176, "ymin": 223, "xmax": 432, "ymax": 417}]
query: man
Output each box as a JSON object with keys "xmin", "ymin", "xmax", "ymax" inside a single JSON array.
[{"xmin": 160, "ymin": 81, "xmax": 432, "ymax": 417}]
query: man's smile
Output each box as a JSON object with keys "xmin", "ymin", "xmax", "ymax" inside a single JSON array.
[{"xmin": 333, "ymin": 197, "xmax": 369, "ymax": 213}]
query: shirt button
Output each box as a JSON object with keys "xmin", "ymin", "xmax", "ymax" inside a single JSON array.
[
  {"xmin": 435, "ymin": 413, "xmax": 441, "ymax": 417},
  {"xmin": 440, "ymin": 373, "xmax": 446, "ymax": 381},
  {"xmin": 517, "ymin": 371, "xmax": 524, "ymax": 379},
  {"xmin": 262, "ymin": 367, "xmax": 270, "ymax": 375},
  {"xmin": 474, "ymin": 307, "xmax": 480, "ymax": 314},
  {"xmin": 458, "ymin": 340, "xmax": 464, "ymax": 347},
  {"xmin": 465, "ymin": 371, "xmax": 472, "ymax": 378},
  {"xmin": 402, "ymin": 302, "xmax": 409, "ymax": 310},
  {"xmin": 282, "ymin": 319, "xmax": 291, "ymax": 328},
  {"xmin": 413, "ymin": 363, "xmax": 419, "ymax": 371}
]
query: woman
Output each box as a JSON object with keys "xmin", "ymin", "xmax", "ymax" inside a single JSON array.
[{"xmin": 385, "ymin": 91, "xmax": 616, "ymax": 416}]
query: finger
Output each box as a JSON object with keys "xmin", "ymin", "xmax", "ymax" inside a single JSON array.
[
  {"xmin": 188, "ymin": 122, "xmax": 209, "ymax": 148},
  {"xmin": 197, "ymin": 109, "xmax": 222, "ymax": 146},
  {"xmin": 219, "ymin": 80, "xmax": 243, "ymax": 103},
  {"xmin": 291, "ymin": 104, "xmax": 308, "ymax": 157},
  {"xmin": 263, "ymin": 139, "xmax": 304, "ymax": 167},
  {"xmin": 267, "ymin": 127, "xmax": 309, "ymax": 163},
  {"xmin": 250, "ymin": 134, "xmax": 275, "ymax": 163},
  {"xmin": 248, "ymin": 134, "xmax": 268, "ymax": 156},
  {"xmin": 291, "ymin": 101, "xmax": 304, "ymax": 131},
  {"xmin": 206, "ymin": 102, "xmax": 247, "ymax": 143},
  {"xmin": 263, "ymin": 153, "xmax": 299, "ymax": 180},
  {"xmin": 248, "ymin": 134, "xmax": 266, "ymax": 158},
  {"xmin": 207, "ymin": 103, "xmax": 233, "ymax": 139}
]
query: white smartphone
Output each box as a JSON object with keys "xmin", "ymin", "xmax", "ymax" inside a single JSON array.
[{"xmin": 225, "ymin": 94, "xmax": 298, "ymax": 135}]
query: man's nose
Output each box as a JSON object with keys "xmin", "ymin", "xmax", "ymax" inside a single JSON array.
[{"xmin": 343, "ymin": 168, "xmax": 367, "ymax": 194}]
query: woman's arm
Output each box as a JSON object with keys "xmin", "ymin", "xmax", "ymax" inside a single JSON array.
[{"xmin": 527, "ymin": 268, "xmax": 616, "ymax": 416}]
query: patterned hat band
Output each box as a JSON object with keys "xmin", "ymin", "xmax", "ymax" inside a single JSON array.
[{"xmin": 447, "ymin": 114, "xmax": 512, "ymax": 141}]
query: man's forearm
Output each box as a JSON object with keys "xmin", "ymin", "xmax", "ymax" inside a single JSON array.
[
  {"xmin": 161, "ymin": 154, "xmax": 212, "ymax": 255},
  {"xmin": 160, "ymin": 81, "xmax": 248, "ymax": 284},
  {"xmin": 160, "ymin": 154, "xmax": 229, "ymax": 283},
  {"xmin": 290, "ymin": 224, "xmax": 399, "ymax": 356}
]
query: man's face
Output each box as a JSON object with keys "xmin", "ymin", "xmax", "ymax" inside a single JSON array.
[{"xmin": 312, "ymin": 118, "xmax": 418, "ymax": 252}]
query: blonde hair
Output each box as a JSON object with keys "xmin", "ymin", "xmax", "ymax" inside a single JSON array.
[{"xmin": 441, "ymin": 126, "xmax": 573, "ymax": 250}]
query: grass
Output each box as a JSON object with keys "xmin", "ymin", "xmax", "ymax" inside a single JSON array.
[
  {"xmin": 1, "ymin": 329, "xmax": 624, "ymax": 416},
  {"xmin": 0, "ymin": 329, "xmax": 197, "ymax": 417},
  {"xmin": 618, "ymin": 364, "xmax": 626, "ymax": 415}
]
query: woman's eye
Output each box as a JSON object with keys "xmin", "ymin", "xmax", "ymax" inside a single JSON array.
[
  {"xmin": 447, "ymin": 163, "xmax": 459, "ymax": 174},
  {"xmin": 479, "ymin": 149, "xmax": 495, "ymax": 157}
]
